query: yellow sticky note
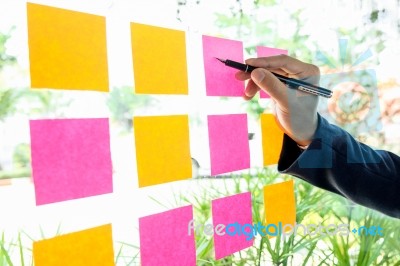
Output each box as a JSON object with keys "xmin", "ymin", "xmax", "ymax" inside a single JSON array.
[
  {"xmin": 134, "ymin": 115, "xmax": 192, "ymax": 187},
  {"xmin": 264, "ymin": 180, "xmax": 296, "ymax": 228},
  {"xmin": 131, "ymin": 23, "xmax": 188, "ymax": 94},
  {"xmin": 260, "ymin": 113, "xmax": 284, "ymax": 166},
  {"xmin": 27, "ymin": 3, "xmax": 109, "ymax": 91},
  {"xmin": 33, "ymin": 224, "xmax": 114, "ymax": 266}
]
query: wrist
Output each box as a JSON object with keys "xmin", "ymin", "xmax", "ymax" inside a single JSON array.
[{"xmin": 294, "ymin": 113, "xmax": 319, "ymax": 149}]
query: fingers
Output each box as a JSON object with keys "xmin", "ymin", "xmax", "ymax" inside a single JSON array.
[
  {"xmin": 237, "ymin": 56, "xmax": 313, "ymax": 103},
  {"xmin": 243, "ymin": 80, "xmax": 259, "ymax": 100},
  {"xmin": 269, "ymin": 68, "xmax": 290, "ymax": 76},
  {"xmin": 238, "ymin": 68, "xmax": 290, "ymax": 104},
  {"xmin": 235, "ymin": 68, "xmax": 288, "ymax": 80},
  {"xmin": 246, "ymin": 54, "xmax": 320, "ymax": 80},
  {"xmin": 235, "ymin": 71, "xmax": 250, "ymax": 81},
  {"xmin": 250, "ymin": 68, "xmax": 288, "ymax": 106},
  {"xmin": 245, "ymin": 54, "xmax": 303, "ymax": 72},
  {"xmin": 235, "ymin": 71, "xmax": 259, "ymax": 100}
]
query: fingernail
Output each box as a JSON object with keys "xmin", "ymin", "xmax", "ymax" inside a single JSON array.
[{"xmin": 252, "ymin": 69, "xmax": 265, "ymax": 83}]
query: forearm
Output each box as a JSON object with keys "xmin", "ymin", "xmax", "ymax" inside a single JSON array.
[{"xmin": 278, "ymin": 114, "xmax": 400, "ymax": 218}]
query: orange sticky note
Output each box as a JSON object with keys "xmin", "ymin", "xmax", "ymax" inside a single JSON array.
[
  {"xmin": 134, "ymin": 115, "xmax": 192, "ymax": 187},
  {"xmin": 260, "ymin": 113, "xmax": 284, "ymax": 166},
  {"xmin": 131, "ymin": 23, "xmax": 188, "ymax": 94},
  {"xmin": 33, "ymin": 224, "xmax": 114, "ymax": 266},
  {"xmin": 263, "ymin": 180, "xmax": 296, "ymax": 228},
  {"xmin": 27, "ymin": 3, "xmax": 109, "ymax": 91}
]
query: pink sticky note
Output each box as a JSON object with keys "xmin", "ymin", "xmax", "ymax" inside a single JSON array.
[
  {"xmin": 202, "ymin": 35, "xmax": 244, "ymax": 96},
  {"xmin": 208, "ymin": 114, "xmax": 250, "ymax": 175},
  {"xmin": 139, "ymin": 206, "xmax": 196, "ymax": 266},
  {"xmin": 212, "ymin": 192, "xmax": 253, "ymax": 260},
  {"xmin": 30, "ymin": 118, "xmax": 113, "ymax": 205},
  {"xmin": 256, "ymin": 46, "xmax": 288, "ymax": 98}
]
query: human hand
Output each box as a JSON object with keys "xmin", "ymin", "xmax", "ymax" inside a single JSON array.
[{"xmin": 236, "ymin": 55, "xmax": 320, "ymax": 146}]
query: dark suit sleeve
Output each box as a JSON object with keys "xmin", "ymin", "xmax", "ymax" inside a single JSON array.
[{"xmin": 278, "ymin": 114, "xmax": 400, "ymax": 218}]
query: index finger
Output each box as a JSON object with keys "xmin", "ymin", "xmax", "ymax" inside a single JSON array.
[{"xmin": 245, "ymin": 54, "xmax": 316, "ymax": 78}]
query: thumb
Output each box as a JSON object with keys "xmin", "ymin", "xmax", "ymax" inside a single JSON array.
[{"xmin": 251, "ymin": 68, "xmax": 288, "ymax": 105}]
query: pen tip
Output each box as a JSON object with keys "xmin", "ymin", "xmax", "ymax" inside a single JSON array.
[{"xmin": 215, "ymin": 57, "xmax": 225, "ymax": 63}]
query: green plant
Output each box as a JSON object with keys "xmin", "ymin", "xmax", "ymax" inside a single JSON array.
[
  {"xmin": 0, "ymin": 28, "xmax": 18, "ymax": 122},
  {"xmin": 0, "ymin": 90, "xmax": 18, "ymax": 122},
  {"xmin": 106, "ymin": 86, "xmax": 155, "ymax": 132},
  {"xmin": 0, "ymin": 232, "xmax": 33, "ymax": 266},
  {"xmin": 0, "ymin": 29, "xmax": 16, "ymax": 70},
  {"xmin": 0, "ymin": 168, "xmax": 31, "ymax": 180},
  {"xmin": 15, "ymin": 89, "xmax": 73, "ymax": 117},
  {"xmin": 12, "ymin": 143, "xmax": 30, "ymax": 170},
  {"xmin": 168, "ymin": 168, "xmax": 325, "ymax": 265},
  {"xmin": 0, "ymin": 232, "xmax": 13, "ymax": 266},
  {"xmin": 139, "ymin": 166, "xmax": 400, "ymax": 265},
  {"xmin": 115, "ymin": 242, "xmax": 140, "ymax": 265}
]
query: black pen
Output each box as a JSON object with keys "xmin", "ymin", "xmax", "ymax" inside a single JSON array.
[{"xmin": 216, "ymin": 58, "xmax": 333, "ymax": 98}]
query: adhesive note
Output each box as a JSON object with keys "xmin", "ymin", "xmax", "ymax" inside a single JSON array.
[
  {"xmin": 139, "ymin": 205, "xmax": 196, "ymax": 266},
  {"xmin": 263, "ymin": 180, "xmax": 296, "ymax": 231},
  {"xmin": 30, "ymin": 118, "xmax": 113, "ymax": 205},
  {"xmin": 131, "ymin": 23, "xmax": 188, "ymax": 94},
  {"xmin": 134, "ymin": 115, "xmax": 192, "ymax": 187},
  {"xmin": 260, "ymin": 113, "xmax": 284, "ymax": 166},
  {"xmin": 202, "ymin": 35, "xmax": 245, "ymax": 96},
  {"xmin": 33, "ymin": 224, "xmax": 114, "ymax": 266},
  {"xmin": 212, "ymin": 192, "xmax": 253, "ymax": 260},
  {"xmin": 256, "ymin": 46, "xmax": 288, "ymax": 98},
  {"xmin": 27, "ymin": 3, "xmax": 109, "ymax": 91},
  {"xmin": 208, "ymin": 114, "xmax": 250, "ymax": 175}
]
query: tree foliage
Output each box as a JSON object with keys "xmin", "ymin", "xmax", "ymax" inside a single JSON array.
[
  {"xmin": 0, "ymin": 29, "xmax": 17, "ymax": 121},
  {"xmin": 0, "ymin": 29, "xmax": 16, "ymax": 70},
  {"xmin": 106, "ymin": 86, "xmax": 155, "ymax": 132}
]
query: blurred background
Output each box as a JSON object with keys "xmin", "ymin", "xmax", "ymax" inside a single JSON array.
[{"xmin": 1, "ymin": 0, "xmax": 400, "ymax": 265}]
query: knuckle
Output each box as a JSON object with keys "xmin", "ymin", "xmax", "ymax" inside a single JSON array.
[
  {"xmin": 277, "ymin": 54, "xmax": 289, "ymax": 59},
  {"xmin": 310, "ymin": 64, "xmax": 320, "ymax": 75}
]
